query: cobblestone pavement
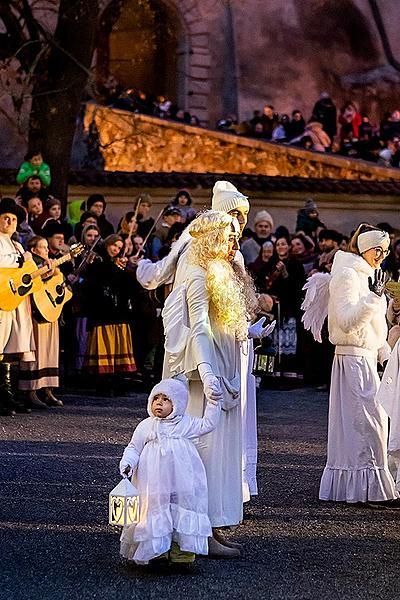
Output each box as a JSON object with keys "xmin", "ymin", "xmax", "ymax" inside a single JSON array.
[{"xmin": 1, "ymin": 386, "xmax": 400, "ymax": 600}]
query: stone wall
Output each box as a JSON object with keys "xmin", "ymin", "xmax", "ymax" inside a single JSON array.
[{"xmin": 85, "ymin": 104, "xmax": 400, "ymax": 181}]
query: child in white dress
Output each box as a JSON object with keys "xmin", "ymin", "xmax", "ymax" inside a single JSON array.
[{"xmin": 119, "ymin": 378, "xmax": 220, "ymax": 565}]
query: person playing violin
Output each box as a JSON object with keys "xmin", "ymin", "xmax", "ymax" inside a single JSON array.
[{"xmin": 83, "ymin": 234, "xmax": 137, "ymax": 394}]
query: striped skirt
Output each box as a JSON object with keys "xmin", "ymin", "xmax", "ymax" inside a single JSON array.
[
  {"xmin": 19, "ymin": 320, "xmax": 59, "ymax": 390},
  {"xmin": 85, "ymin": 323, "xmax": 136, "ymax": 374}
]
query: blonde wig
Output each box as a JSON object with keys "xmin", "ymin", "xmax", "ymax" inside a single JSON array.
[{"xmin": 189, "ymin": 210, "xmax": 257, "ymax": 341}]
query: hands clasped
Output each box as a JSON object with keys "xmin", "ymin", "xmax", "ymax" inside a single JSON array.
[{"xmin": 202, "ymin": 373, "xmax": 223, "ymax": 406}]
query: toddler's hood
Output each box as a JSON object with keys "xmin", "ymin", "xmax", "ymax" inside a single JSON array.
[{"xmin": 147, "ymin": 378, "xmax": 189, "ymax": 419}]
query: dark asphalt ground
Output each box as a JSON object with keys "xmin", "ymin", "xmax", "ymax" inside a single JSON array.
[{"xmin": 1, "ymin": 386, "xmax": 400, "ymax": 600}]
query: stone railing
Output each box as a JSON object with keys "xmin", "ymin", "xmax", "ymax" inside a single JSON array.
[{"xmin": 85, "ymin": 104, "xmax": 400, "ymax": 181}]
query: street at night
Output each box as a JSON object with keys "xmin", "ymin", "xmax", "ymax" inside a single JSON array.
[{"xmin": 2, "ymin": 387, "xmax": 400, "ymax": 600}]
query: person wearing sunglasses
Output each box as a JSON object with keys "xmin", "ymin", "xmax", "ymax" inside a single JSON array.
[{"xmin": 319, "ymin": 223, "xmax": 400, "ymax": 508}]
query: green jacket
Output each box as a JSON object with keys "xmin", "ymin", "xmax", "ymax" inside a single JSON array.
[{"xmin": 16, "ymin": 161, "xmax": 51, "ymax": 187}]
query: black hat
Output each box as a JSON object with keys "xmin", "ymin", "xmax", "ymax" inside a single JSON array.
[
  {"xmin": 0, "ymin": 197, "xmax": 27, "ymax": 225},
  {"xmin": 87, "ymin": 194, "xmax": 106, "ymax": 210},
  {"xmin": 164, "ymin": 207, "xmax": 182, "ymax": 217},
  {"xmin": 42, "ymin": 219, "xmax": 65, "ymax": 238}
]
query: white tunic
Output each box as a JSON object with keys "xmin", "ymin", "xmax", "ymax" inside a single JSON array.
[
  {"xmin": 162, "ymin": 264, "xmax": 243, "ymax": 526},
  {"xmin": 319, "ymin": 251, "xmax": 396, "ymax": 502},
  {"xmin": 137, "ymin": 237, "xmax": 258, "ymax": 500},
  {"xmin": 119, "ymin": 401, "xmax": 219, "ymax": 564},
  {"xmin": 0, "ymin": 234, "xmax": 35, "ymax": 360}
]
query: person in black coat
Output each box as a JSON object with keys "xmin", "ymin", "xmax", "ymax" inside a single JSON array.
[
  {"xmin": 82, "ymin": 234, "xmax": 136, "ymax": 390},
  {"xmin": 86, "ymin": 193, "xmax": 114, "ymax": 239}
]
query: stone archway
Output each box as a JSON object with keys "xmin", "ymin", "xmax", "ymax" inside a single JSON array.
[{"xmin": 98, "ymin": 0, "xmax": 212, "ymax": 123}]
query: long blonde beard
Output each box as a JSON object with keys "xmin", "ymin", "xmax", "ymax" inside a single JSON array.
[{"xmin": 206, "ymin": 259, "xmax": 257, "ymax": 341}]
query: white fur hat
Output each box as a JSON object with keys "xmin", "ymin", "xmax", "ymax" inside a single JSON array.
[
  {"xmin": 211, "ymin": 181, "xmax": 249, "ymax": 213},
  {"xmin": 147, "ymin": 378, "xmax": 189, "ymax": 419}
]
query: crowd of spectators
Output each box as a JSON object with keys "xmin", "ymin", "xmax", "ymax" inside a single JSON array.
[
  {"xmin": 97, "ymin": 76, "xmax": 400, "ymax": 169},
  {"xmin": 7, "ymin": 156, "xmax": 207, "ymax": 407},
  {"xmin": 7, "ymin": 152, "xmax": 400, "ymax": 410}
]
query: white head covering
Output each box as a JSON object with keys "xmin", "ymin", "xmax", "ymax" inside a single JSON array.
[
  {"xmin": 147, "ymin": 378, "xmax": 188, "ymax": 419},
  {"xmin": 357, "ymin": 229, "xmax": 390, "ymax": 254},
  {"xmin": 211, "ymin": 181, "xmax": 249, "ymax": 213}
]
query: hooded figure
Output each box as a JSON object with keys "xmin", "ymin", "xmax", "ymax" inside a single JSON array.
[{"xmin": 119, "ymin": 377, "xmax": 220, "ymax": 565}]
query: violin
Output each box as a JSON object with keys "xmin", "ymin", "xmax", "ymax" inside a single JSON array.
[{"xmin": 113, "ymin": 256, "xmax": 128, "ymax": 270}]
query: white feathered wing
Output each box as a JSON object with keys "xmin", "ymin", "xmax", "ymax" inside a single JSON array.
[{"xmin": 301, "ymin": 272, "xmax": 331, "ymax": 343}]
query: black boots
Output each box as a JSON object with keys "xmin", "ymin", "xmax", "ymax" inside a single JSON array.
[
  {"xmin": 0, "ymin": 362, "xmax": 17, "ymax": 416},
  {"xmin": 0, "ymin": 362, "xmax": 30, "ymax": 415}
]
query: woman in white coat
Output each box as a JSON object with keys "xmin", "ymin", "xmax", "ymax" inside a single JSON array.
[
  {"xmin": 162, "ymin": 210, "xmax": 258, "ymax": 555},
  {"xmin": 319, "ymin": 224, "xmax": 398, "ymax": 506}
]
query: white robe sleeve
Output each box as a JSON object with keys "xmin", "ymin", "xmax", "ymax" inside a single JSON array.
[
  {"xmin": 0, "ymin": 237, "xmax": 23, "ymax": 267},
  {"xmin": 119, "ymin": 420, "xmax": 149, "ymax": 476},
  {"xmin": 331, "ymin": 267, "xmax": 381, "ymax": 334},
  {"xmin": 136, "ymin": 231, "xmax": 191, "ymax": 290},
  {"xmin": 183, "ymin": 269, "xmax": 217, "ymax": 374},
  {"xmin": 183, "ymin": 401, "xmax": 221, "ymax": 439}
]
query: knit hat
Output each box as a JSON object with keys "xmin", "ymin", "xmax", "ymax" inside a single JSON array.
[
  {"xmin": 211, "ymin": 181, "xmax": 249, "ymax": 213},
  {"xmin": 304, "ymin": 198, "xmax": 318, "ymax": 214},
  {"xmin": 254, "ymin": 209, "xmax": 274, "ymax": 229},
  {"xmin": 357, "ymin": 229, "xmax": 390, "ymax": 254},
  {"xmin": 147, "ymin": 378, "xmax": 189, "ymax": 419},
  {"xmin": 86, "ymin": 194, "xmax": 106, "ymax": 210}
]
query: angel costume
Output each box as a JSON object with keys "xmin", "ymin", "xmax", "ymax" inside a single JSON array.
[
  {"xmin": 162, "ymin": 260, "xmax": 243, "ymax": 526},
  {"xmin": 317, "ymin": 250, "xmax": 397, "ymax": 502},
  {"xmin": 136, "ymin": 182, "xmax": 258, "ymax": 500},
  {"xmin": 119, "ymin": 378, "xmax": 220, "ymax": 564}
]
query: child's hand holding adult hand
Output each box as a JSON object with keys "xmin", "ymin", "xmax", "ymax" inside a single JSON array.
[{"xmin": 203, "ymin": 373, "xmax": 223, "ymax": 405}]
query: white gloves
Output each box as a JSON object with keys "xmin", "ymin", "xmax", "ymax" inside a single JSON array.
[
  {"xmin": 248, "ymin": 318, "xmax": 276, "ymax": 339},
  {"xmin": 198, "ymin": 363, "xmax": 223, "ymax": 405}
]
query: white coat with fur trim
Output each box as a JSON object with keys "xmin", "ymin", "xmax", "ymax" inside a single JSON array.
[{"xmin": 327, "ymin": 250, "xmax": 389, "ymax": 361}]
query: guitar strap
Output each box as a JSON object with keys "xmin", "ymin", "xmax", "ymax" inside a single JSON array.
[{"xmin": 11, "ymin": 240, "xmax": 24, "ymax": 267}]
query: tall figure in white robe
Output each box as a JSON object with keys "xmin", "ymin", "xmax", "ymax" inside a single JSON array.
[
  {"xmin": 319, "ymin": 225, "xmax": 397, "ymax": 504},
  {"xmin": 136, "ymin": 182, "xmax": 259, "ymax": 499},
  {"xmin": 161, "ymin": 211, "xmax": 258, "ymax": 555}
]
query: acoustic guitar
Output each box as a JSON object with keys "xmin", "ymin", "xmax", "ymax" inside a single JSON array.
[
  {"xmin": 31, "ymin": 271, "xmax": 73, "ymax": 323},
  {"xmin": 0, "ymin": 244, "xmax": 83, "ymax": 312}
]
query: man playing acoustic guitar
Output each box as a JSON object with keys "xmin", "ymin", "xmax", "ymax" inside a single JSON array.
[{"xmin": 0, "ymin": 198, "xmax": 36, "ymax": 415}]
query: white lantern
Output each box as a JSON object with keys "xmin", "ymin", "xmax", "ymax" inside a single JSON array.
[{"xmin": 109, "ymin": 478, "xmax": 140, "ymax": 526}]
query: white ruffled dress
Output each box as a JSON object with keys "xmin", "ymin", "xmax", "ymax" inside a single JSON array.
[{"xmin": 119, "ymin": 399, "xmax": 219, "ymax": 564}]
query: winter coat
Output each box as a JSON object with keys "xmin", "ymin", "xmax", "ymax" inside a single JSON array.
[
  {"xmin": 328, "ymin": 250, "xmax": 389, "ymax": 360},
  {"xmin": 256, "ymin": 256, "xmax": 306, "ymax": 320},
  {"xmin": 16, "ymin": 161, "xmax": 51, "ymax": 187},
  {"xmin": 82, "ymin": 254, "xmax": 135, "ymax": 328},
  {"xmin": 296, "ymin": 210, "xmax": 325, "ymax": 237},
  {"xmin": 304, "ymin": 121, "xmax": 331, "ymax": 152}
]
